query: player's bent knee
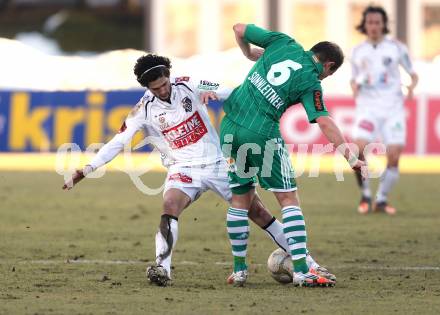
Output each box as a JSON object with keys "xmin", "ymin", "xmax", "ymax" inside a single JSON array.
[{"xmin": 162, "ymin": 198, "xmax": 183, "ymax": 216}]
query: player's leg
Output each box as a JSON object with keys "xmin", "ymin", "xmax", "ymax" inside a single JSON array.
[
  {"xmin": 147, "ymin": 172, "xmax": 198, "ymax": 286},
  {"xmin": 209, "ymin": 163, "xmax": 335, "ymax": 281},
  {"xmin": 248, "ymin": 194, "xmax": 335, "ymax": 281},
  {"xmin": 374, "ymin": 144, "xmax": 402, "ymax": 214},
  {"xmin": 220, "ymin": 117, "xmax": 254, "ymax": 286},
  {"xmin": 353, "ymin": 138, "xmax": 372, "ymax": 213},
  {"xmin": 226, "ymin": 187, "xmax": 254, "ymax": 286},
  {"xmin": 374, "ymin": 110, "xmax": 405, "ymax": 214},
  {"xmin": 258, "ymin": 137, "xmax": 334, "ymax": 287},
  {"xmin": 352, "ymin": 109, "xmax": 377, "ymax": 213}
]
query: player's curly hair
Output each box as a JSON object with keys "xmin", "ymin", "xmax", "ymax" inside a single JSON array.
[
  {"xmin": 356, "ymin": 5, "xmax": 390, "ymax": 35},
  {"xmin": 310, "ymin": 41, "xmax": 344, "ymax": 72},
  {"xmin": 134, "ymin": 54, "xmax": 172, "ymax": 87}
]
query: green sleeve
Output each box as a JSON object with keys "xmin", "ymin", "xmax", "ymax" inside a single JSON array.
[
  {"xmin": 300, "ymin": 86, "xmax": 329, "ymax": 123},
  {"xmin": 244, "ymin": 24, "xmax": 292, "ymax": 48}
]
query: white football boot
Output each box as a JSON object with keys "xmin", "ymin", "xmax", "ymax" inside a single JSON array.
[{"xmin": 226, "ymin": 270, "xmax": 248, "ymax": 287}]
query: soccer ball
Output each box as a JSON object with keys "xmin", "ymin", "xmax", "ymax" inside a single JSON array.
[{"xmin": 267, "ymin": 248, "xmax": 293, "ymax": 284}]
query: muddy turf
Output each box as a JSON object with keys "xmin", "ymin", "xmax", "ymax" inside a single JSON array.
[{"xmin": 1, "ymin": 171, "xmax": 439, "ymax": 314}]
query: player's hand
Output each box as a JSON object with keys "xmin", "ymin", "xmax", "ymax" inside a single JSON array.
[
  {"xmin": 247, "ymin": 48, "xmax": 264, "ymax": 61},
  {"xmin": 200, "ymin": 91, "xmax": 219, "ymax": 104},
  {"xmin": 350, "ymin": 159, "xmax": 368, "ymax": 180},
  {"xmin": 62, "ymin": 165, "xmax": 93, "ymax": 190},
  {"xmin": 62, "ymin": 170, "xmax": 85, "ymax": 190}
]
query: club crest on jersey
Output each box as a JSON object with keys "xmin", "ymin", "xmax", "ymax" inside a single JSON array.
[
  {"xmin": 182, "ymin": 96, "xmax": 192, "ymax": 112},
  {"xmin": 383, "ymin": 56, "xmax": 392, "ymax": 66}
]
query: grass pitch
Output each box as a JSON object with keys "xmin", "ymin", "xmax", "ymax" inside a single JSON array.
[{"xmin": 1, "ymin": 171, "xmax": 440, "ymax": 314}]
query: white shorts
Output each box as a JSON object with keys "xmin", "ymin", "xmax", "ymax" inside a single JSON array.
[
  {"xmin": 352, "ymin": 106, "xmax": 406, "ymax": 146},
  {"xmin": 163, "ymin": 160, "xmax": 232, "ymax": 203}
]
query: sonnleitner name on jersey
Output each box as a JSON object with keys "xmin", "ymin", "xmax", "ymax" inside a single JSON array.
[{"xmin": 247, "ymin": 71, "xmax": 285, "ymax": 110}]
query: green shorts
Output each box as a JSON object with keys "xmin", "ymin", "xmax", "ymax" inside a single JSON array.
[{"xmin": 220, "ymin": 116, "xmax": 297, "ymax": 194}]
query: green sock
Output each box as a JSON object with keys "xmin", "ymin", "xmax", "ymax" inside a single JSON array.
[
  {"xmin": 281, "ymin": 206, "xmax": 309, "ymax": 273},
  {"xmin": 233, "ymin": 256, "xmax": 247, "ymax": 272},
  {"xmin": 227, "ymin": 207, "xmax": 249, "ymax": 272}
]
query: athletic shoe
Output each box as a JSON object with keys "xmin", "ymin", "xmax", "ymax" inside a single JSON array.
[
  {"xmin": 226, "ymin": 270, "xmax": 248, "ymax": 287},
  {"xmin": 292, "ymin": 271, "xmax": 336, "ymax": 287},
  {"xmin": 357, "ymin": 196, "xmax": 371, "ymax": 214},
  {"xmin": 146, "ymin": 265, "xmax": 171, "ymax": 287},
  {"xmin": 309, "ymin": 266, "xmax": 336, "ymax": 282},
  {"xmin": 374, "ymin": 201, "xmax": 396, "ymax": 215}
]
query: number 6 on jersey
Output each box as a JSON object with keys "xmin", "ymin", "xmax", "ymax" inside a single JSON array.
[{"xmin": 266, "ymin": 60, "xmax": 302, "ymax": 86}]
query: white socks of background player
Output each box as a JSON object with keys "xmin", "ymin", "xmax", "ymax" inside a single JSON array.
[
  {"xmin": 376, "ymin": 167, "xmax": 399, "ymax": 203},
  {"xmin": 361, "ymin": 177, "xmax": 371, "ymax": 198},
  {"xmin": 155, "ymin": 215, "xmax": 178, "ymax": 278}
]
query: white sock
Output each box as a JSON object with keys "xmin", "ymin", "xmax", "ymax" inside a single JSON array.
[
  {"xmin": 362, "ymin": 177, "xmax": 371, "ymax": 198},
  {"xmin": 155, "ymin": 217, "xmax": 178, "ymax": 278},
  {"xmin": 376, "ymin": 167, "xmax": 399, "ymax": 203},
  {"xmin": 263, "ymin": 217, "xmax": 288, "ymax": 251}
]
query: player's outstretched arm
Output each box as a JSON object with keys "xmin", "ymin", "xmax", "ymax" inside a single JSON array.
[
  {"xmin": 61, "ymin": 119, "xmax": 140, "ymax": 191},
  {"xmin": 316, "ymin": 116, "xmax": 367, "ymax": 177},
  {"xmin": 233, "ymin": 23, "xmax": 264, "ymax": 62}
]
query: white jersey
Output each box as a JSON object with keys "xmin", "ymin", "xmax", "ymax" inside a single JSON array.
[
  {"xmin": 89, "ymin": 76, "xmax": 232, "ymax": 170},
  {"xmin": 351, "ymin": 37, "xmax": 415, "ymax": 109}
]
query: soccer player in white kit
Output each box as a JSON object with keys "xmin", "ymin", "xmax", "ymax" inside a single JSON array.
[
  {"xmin": 62, "ymin": 54, "xmax": 334, "ymax": 286},
  {"xmin": 350, "ymin": 6, "xmax": 418, "ymax": 215}
]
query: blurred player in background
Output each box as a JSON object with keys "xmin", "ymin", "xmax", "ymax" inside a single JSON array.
[
  {"xmin": 62, "ymin": 54, "xmax": 334, "ymax": 286},
  {"xmin": 220, "ymin": 23, "xmax": 366, "ymax": 287},
  {"xmin": 351, "ymin": 6, "xmax": 418, "ymax": 215}
]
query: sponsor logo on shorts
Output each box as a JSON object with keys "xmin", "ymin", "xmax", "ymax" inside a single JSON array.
[
  {"xmin": 314, "ymin": 90, "xmax": 324, "ymax": 111},
  {"xmin": 359, "ymin": 119, "xmax": 375, "ymax": 132},
  {"xmin": 169, "ymin": 173, "xmax": 193, "ymax": 183},
  {"xmin": 162, "ymin": 111, "xmax": 208, "ymax": 149},
  {"xmin": 226, "ymin": 157, "xmax": 237, "ymax": 172}
]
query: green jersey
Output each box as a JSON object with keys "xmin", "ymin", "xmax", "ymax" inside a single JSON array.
[{"xmin": 223, "ymin": 24, "xmax": 329, "ymax": 137}]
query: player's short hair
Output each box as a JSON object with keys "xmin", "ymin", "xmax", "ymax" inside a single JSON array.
[
  {"xmin": 134, "ymin": 54, "xmax": 172, "ymax": 87},
  {"xmin": 356, "ymin": 5, "xmax": 390, "ymax": 35},
  {"xmin": 310, "ymin": 41, "xmax": 344, "ymax": 72}
]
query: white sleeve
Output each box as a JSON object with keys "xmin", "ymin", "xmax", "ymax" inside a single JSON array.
[
  {"xmin": 88, "ymin": 104, "xmax": 145, "ymax": 170},
  {"xmin": 398, "ymin": 42, "xmax": 415, "ymax": 75}
]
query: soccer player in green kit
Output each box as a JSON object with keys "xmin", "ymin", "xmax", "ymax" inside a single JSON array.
[{"xmin": 220, "ymin": 23, "xmax": 367, "ymax": 287}]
